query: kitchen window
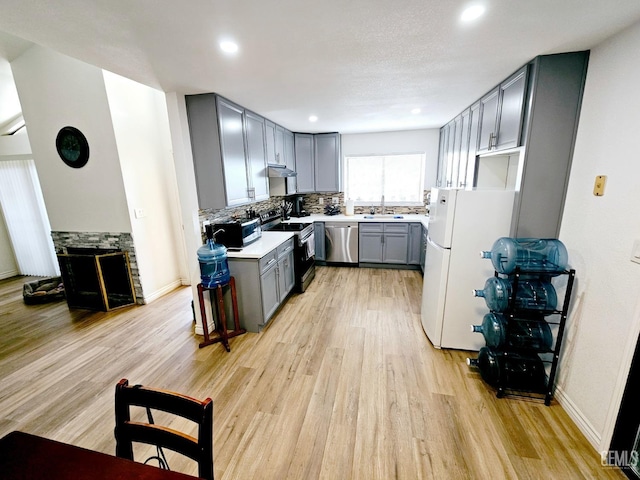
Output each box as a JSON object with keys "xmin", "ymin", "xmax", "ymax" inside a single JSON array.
[{"xmin": 343, "ymin": 153, "xmax": 425, "ymax": 205}]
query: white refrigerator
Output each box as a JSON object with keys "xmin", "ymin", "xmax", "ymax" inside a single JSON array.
[{"xmin": 421, "ymin": 188, "xmax": 516, "ymax": 351}]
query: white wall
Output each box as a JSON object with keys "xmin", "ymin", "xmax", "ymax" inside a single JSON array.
[
  {"xmin": 11, "ymin": 45, "xmax": 131, "ymax": 233},
  {"xmin": 558, "ymin": 20, "xmax": 640, "ymax": 450},
  {"xmin": 341, "ymin": 129, "xmax": 440, "ymax": 189},
  {"xmin": 103, "ymin": 71, "xmax": 186, "ymax": 301}
]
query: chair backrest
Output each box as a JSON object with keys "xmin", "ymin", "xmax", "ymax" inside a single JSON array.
[{"xmin": 114, "ymin": 378, "xmax": 214, "ymax": 480}]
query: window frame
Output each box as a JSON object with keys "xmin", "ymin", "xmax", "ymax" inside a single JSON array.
[{"xmin": 343, "ymin": 152, "xmax": 426, "ymax": 206}]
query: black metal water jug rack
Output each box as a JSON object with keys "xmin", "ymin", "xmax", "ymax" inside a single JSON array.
[{"xmin": 492, "ymin": 267, "xmax": 575, "ymax": 406}]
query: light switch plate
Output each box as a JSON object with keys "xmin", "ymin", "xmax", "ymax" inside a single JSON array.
[
  {"xmin": 134, "ymin": 208, "xmax": 146, "ymax": 219},
  {"xmin": 318, "ymin": 197, "xmax": 324, "ymax": 205}
]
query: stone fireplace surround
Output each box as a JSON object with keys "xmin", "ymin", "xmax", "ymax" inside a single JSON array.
[{"xmin": 51, "ymin": 231, "xmax": 144, "ymax": 304}]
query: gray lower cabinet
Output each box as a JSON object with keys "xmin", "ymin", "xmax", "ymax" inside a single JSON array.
[
  {"xmin": 408, "ymin": 223, "xmax": 422, "ymax": 265},
  {"xmin": 227, "ymin": 238, "xmax": 295, "ymax": 332},
  {"xmin": 359, "ymin": 223, "xmax": 411, "ymax": 265},
  {"xmin": 359, "ymin": 223, "xmax": 384, "ymax": 263},
  {"xmin": 314, "ymin": 222, "xmax": 326, "ymax": 261},
  {"xmin": 420, "ymin": 224, "xmax": 427, "ymax": 273}
]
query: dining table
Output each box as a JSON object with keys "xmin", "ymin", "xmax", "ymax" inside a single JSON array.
[{"xmin": 0, "ymin": 431, "xmax": 199, "ymax": 479}]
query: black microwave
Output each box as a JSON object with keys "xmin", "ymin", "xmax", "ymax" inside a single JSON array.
[{"xmin": 212, "ymin": 217, "xmax": 261, "ymax": 249}]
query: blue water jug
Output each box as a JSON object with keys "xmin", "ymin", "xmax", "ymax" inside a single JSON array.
[
  {"xmin": 198, "ymin": 225, "xmax": 231, "ymax": 288},
  {"xmin": 481, "ymin": 238, "xmax": 568, "ymax": 274},
  {"xmin": 467, "ymin": 347, "xmax": 547, "ymax": 391},
  {"xmin": 471, "ymin": 313, "xmax": 553, "ymax": 351},
  {"xmin": 473, "ymin": 276, "xmax": 557, "ymax": 312}
]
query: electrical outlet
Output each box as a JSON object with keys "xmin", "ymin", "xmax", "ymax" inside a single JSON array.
[
  {"xmin": 332, "ymin": 197, "xmax": 339, "ymax": 204},
  {"xmin": 318, "ymin": 197, "xmax": 324, "ymax": 205},
  {"xmin": 134, "ymin": 208, "xmax": 146, "ymax": 219}
]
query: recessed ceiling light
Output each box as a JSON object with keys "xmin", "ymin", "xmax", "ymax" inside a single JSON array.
[
  {"xmin": 460, "ymin": 5, "xmax": 485, "ymax": 22},
  {"xmin": 411, "ymin": 108, "xmax": 421, "ymax": 115},
  {"xmin": 220, "ymin": 41, "xmax": 239, "ymax": 54},
  {"xmin": 309, "ymin": 115, "xmax": 318, "ymax": 122}
]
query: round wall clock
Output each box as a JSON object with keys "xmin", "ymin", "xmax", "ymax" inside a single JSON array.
[{"xmin": 56, "ymin": 126, "xmax": 90, "ymax": 168}]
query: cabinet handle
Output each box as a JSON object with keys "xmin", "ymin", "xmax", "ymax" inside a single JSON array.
[
  {"xmin": 267, "ymin": 258, "xmax": 276, "ymax": 266},
  {"xmin": 488, "ymin": 132, "xmax": 497, "ymax": 150}
]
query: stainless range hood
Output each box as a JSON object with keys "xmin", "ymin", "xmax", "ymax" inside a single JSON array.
[{"xmin": 268, "ymin": 164, "xmax": 297, "ymax": 177}]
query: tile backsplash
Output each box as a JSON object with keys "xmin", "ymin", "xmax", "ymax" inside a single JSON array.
[{"xmin": 198, "ymin": 191, "xmax": 429, "ymax": 235}]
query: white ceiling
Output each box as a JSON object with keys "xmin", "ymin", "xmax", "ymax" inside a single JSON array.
[{"xmin": 1, "ymin": 0, "xmax": 640, "ymax": 134}]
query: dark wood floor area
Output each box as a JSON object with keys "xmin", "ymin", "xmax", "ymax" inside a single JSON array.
[{"xmin": 0, "ymin": 268, "xmax": 625, "ymax": 479}]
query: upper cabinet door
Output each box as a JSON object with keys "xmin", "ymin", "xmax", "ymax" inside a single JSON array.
[
  {"xmin": 465, "ymin": 102, "xmax": 481, "ymax": 187},
  {"xmin": 216, "ymin": 97, "xmax": 251, "ymax": 206},
  {"xmin": 294, "ymin": 133, "xmax": 315, "ymax": 193},
  {"xmin": 244, "ymin": 111, "xmax": 269, "ymax": 202},
  {"xmin": 477, "ymin": 87, "xmax": 500, "ymax": 153},
  {"xmin": 457, "ymin": 108, "xmax": 471, "ymax": 188},
  {"xmin": 495, "ymin": 66, "xmax": 528, "ymax": 151},
  {"xmin": 264, "ymin": 120, "xmax": 277, "ymax": 165},
  {"xmin": 275, "ymin": 125, "xmax": 286, "ymax": 165},
  {"xmin": 314, "ymin": 133, "xmax": 340, "ymax": 192},
  {"xmin": 284, "ymin": 130, "xmax": 297, "ymax": 194}
]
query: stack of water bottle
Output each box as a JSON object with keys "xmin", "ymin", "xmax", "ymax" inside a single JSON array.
[{"xmin": 467, "ymin": 237, "xmax": 569, "ymax": 397}]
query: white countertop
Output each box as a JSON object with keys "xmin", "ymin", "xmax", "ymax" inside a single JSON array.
[
  {"xmin": 298, "ymin": 213, "xmax": 429, "ymax": 228},
  {"xmin": 226, "ymin": 231, "xmax": 295, "ymax": 259}
]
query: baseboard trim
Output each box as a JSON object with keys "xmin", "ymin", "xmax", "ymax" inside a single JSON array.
[
  {"xmin": 0, "ymin": 269, "xmax": 19, "ymax": 281},
  {"xmin": 555, "ymin": 385, "xmax": 602, "ymax": 449},
  {"xmin": 143, "ymin": 279, "xmax": 184, "ymax": 304}
]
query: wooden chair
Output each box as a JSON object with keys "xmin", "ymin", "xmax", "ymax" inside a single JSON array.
[{"xmin": 114, "ymin": 378, "xmax": 214, "ymax": 480}]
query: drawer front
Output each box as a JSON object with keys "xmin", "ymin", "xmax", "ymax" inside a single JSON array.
[
  {"xmin": 259, "ymin": 250, "xmax": 278, "ymax": 274},
  {"xmin": 359, "ymin": 222, "xmax": 383, "ymax": 233},
  {"xmin": 277, "ymin": 238, "xmax": 295, "ymax": 258},
  {"xmin": 384, "ymin": 223, "xmax": 409, "ymax": 234}
]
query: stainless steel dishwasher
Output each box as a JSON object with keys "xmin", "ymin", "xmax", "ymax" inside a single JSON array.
[{"xmin": 324, "ymin": 222, "xmax": 358, "ymax": 264}]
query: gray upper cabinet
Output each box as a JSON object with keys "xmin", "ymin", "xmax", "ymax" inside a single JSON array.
[
  {"xmin": 275, "ymin": 125, "xmax": 286, "ymax": 165},
  {"xmin": 314, "ymin": 133, "xmax": 341, "ymax": 192},
  {"xmin": 478, "ymin": 66, "xmax": 528, "ymax": 153},
  {"xmin": 465, "ymin": 102, "xmax": 481, "ymax": 187},
  {"xmin": 294, "ymin": 132, "xmax": 341, "ymax": 193},
  {"xmin": 284, "ymin": 130, "xmax": 297, "ymax": 193},
  {"xmin": 244, "ymin": 111, "xmax": 269, "ymax": 202},
  {"xmin": 185, "ymin": 93, "xmax": 269, "ymax": 209},
  {"xmin": 477, "ymin": 87, "xmax": 500, "ymax": 153},
  {"xmin": 217, "ymin": 98, "xmax": 251, "ymax": 206},
  {"xmin": 435, "ymin": 51, "xmax": 588, "ymax": 239},
  {"xmin": 265, "ymin": 120, "xmax": 277, "ymax": 165},
  {"xmin": 294, "ymin": 133, "xmax": 314, "ymax": 193},
  {"xmin": 495, "ymin": 66, "xmax": 528, "ymax": 150}
]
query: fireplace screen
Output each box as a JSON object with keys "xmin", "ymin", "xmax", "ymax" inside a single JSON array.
[{"xmin": 57, "ymin": 248, "xmax": 136, "ymax": 311}]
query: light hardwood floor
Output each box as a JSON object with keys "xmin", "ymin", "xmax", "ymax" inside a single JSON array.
[{"xmin": 0, "ymin": 267, "xmax": 624, "ymax": 479}]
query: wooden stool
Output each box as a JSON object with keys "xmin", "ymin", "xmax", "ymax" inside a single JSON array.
[{"xmin": 196, "ymin": 277, "xmax": 246, "ymax": 351}]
